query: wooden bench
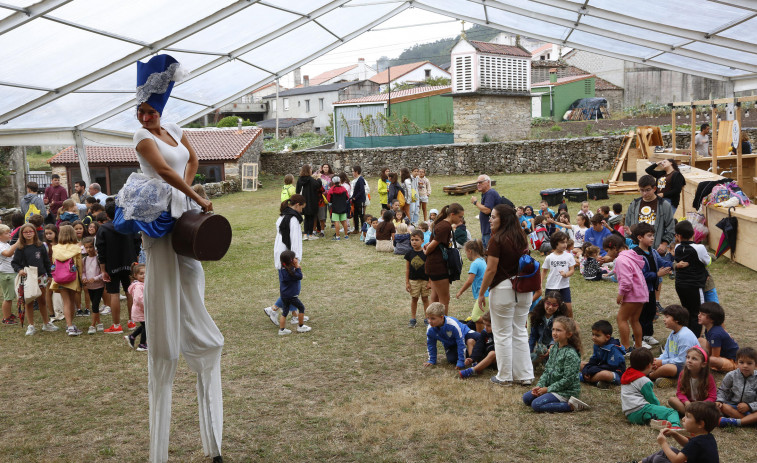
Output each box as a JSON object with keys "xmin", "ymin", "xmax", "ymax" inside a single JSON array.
[{"xmin": 443, "ymin": 180, "xmax": 497, "ymax": 195}]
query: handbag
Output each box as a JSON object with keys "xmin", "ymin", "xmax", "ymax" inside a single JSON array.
[
  {"xmin": 511, "ymin": 250, "xmax": 541, "ymax": 294},
  {"xmin": 15, "ymin": 266, "xmax": 42, "ymax": 301},
  {"xmin": 441, "ymin": 229, "xmax": 463, "ymax": 282}
]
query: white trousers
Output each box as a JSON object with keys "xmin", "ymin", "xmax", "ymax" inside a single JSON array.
[
  {"xmin": 143, "ymin": 234, "xmax": 224, "ymax": 463},
  {"xmin": 489, "ymin": 279, "xmax": 534, "ymax": 382}
]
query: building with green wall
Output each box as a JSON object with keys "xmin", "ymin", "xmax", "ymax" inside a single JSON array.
[
  {"xmin": 531, "ymin": 74, "xmax": 595, "ymax": 121},
  {"xmin": 333, "ymin": 86, "xmax": 452, "ymax": 148}
]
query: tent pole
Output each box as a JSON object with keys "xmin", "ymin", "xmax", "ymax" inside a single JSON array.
[
  {"xmin": 73, "ymin": 129, "xmax": 91, "ymax": 186},
  {"xmin": 275, "ymin": 78, "xmax": 279, "ymax": 141}
]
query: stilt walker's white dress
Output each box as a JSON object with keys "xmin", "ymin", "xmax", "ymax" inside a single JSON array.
[{"xmin": 133, "ymin": 123, "xmax": 224, "ymax": 462}]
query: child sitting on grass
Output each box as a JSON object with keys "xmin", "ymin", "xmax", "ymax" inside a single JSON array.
[
  {"xmin": 580, "ymin": 320, "xmax": 626, "ymax": 388},
  {"xmin": 375, "ymin": 210, "xmax": 395, "ymax": 252},
  {"xmin": 364, "ymin": 217, "xmax": 378, "ymax": 246},
  {"xmin": 586, "ymin": 214, "xmax": 612, "ymax": 256},
  {"xmin": 393, "ymin": 223, "xmax": 411, "ymax": 255},
  {"xmin": 459, "ymin": 312, "xmax": 496, "ymax": 379},
  {"xmin": 667, "ymin": 346, "xmax": 716, "ymax": 416},
  {"xmin": 640, "ymin": 401, "xmax": 720, "ymax": 463},
  {"xmin": 541, "ymin": 231, "xmax": 575, "ymax": 317},
  {"xmin": 423, "ymin": 302, "xmax": 480, "ymax": 370},
  {"xmin": 650, "ymin": 305, "xmax": 699, "ymax": 388},
  {"xmin": 621, "ymin": 347, "xmax": 683, "ymax": 431},
  {"xmin": 697, "ymin": 302, "xmax": 739, "ymax": 373},
  {"xmin": 716, "ymin": 347, "xmax": 757, "ymax": 427},
  {"xmin": 528, "ymin": 291, "xmax": 569, "ymax": 364},
  {"xmin": 360, "ymin": 214, "xmax": 372, "ymax": 242},
  {"xmin": 529, "ymin": 216, "xmax": 551, "ymax": 254},
  {"xmin": 277, "ymin": 250, "xmax": 311, "ymax": 335},
  {"xmin": 455, "ymin": 239, "xmax": 488, "ymax": 332},
  {"xmin": 405, "ymin": 230, "xmax": 429, "ymax": 328},
  {"xmin": 581, "ymin": 245, "xmax": 607, "ymax": 281},
  {"xmin": 522, "ymin": 316, "xmax": 589, "ymax": 412}
]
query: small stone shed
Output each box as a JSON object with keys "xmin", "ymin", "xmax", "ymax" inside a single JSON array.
[
  {"xmin": 48, "ymin": 127, "xmax": 263, "ymax": 194},
  {"xmin": 255, "ymin": 118, "xmax": 314, "ymax": 138}
]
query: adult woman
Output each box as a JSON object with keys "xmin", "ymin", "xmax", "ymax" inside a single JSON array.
[
  {"xmin": 378, "ymin": 167, "xmax": 390, "ymax": 210},
  {"xmin": 264, "ymin": 195, "xmax": 307, "ymax": 325},
  {"xmin": 645, "ymin": 159, "xmax": 686, "ymax": 213},
  {"xmin": 478, "ymin": 204, "xmax": 534, "ymax": 386},
  {"xmin": 296, "ymin": 165, "xmax": 322, "ymax": 240},
  {"xmin": 424, "ymin": 203, "xmax": 464, "ymax": 312},
  {"xmin": 128, "ymin": 55, "xmax": 223, "ymax": 462}
]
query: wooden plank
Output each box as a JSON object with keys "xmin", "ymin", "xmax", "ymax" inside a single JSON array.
[
  {"xmin": 716, "ymin": 120, "xmax": 733, "ymax": 159},
  {"xmin": 671, "ymin": 108, "xmax": 676, "ymax": 153},
  {"xmin": 691, "ymin": 108, "xmax": 697, "ymax": 165},
  {"xmin": 737, "ymin": 106, "xmax": 743, "ymax": 190},
  {"xmin": 711, "ymin": 107, "xmax": 718, "ymax": 175},
  {"xmin": 609, "ymin": 132, "xmax": 633, "ymax": 183},
  {"xmin": 442, "ymin": 180, "xmax": 496, "ymax": 195}
]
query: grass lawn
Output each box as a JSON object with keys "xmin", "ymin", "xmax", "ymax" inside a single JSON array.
[{"xmin": 1, "ymin": 170, "xmax": 754, "ymax": 462}]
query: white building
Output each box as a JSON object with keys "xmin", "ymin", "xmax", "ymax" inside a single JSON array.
[{"xmin": 450, "ymin": 39, "xmax": 532, "ymax": 93}]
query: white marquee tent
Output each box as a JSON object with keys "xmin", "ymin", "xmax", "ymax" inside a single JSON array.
[{"xmin": 2, "ymin": 0, "xmax": 757, "ymax": 173}]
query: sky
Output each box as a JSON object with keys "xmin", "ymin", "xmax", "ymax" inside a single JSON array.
[{"xmin": 284, "ymin": 8, "xmax": 467, "ymax": 87}]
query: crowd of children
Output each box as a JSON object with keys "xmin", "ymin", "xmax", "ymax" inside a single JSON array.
[{"xmin": 1, "ymin": 187, "xmax": 148, "ymax": 352}]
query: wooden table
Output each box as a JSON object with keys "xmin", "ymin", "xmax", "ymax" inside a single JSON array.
[{"xmin": 443, "ymin": 180, "xmax": 497, "ymax": 195}]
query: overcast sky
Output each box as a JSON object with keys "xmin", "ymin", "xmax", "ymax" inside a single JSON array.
[{"xmin": 289, "ymin": 9, "xmax": 467, "ymax": 86}]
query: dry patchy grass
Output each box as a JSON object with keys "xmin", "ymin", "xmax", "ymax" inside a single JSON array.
[{"xmin": 0, "ymin": 170, "xmax": 754, "ymax": 462}]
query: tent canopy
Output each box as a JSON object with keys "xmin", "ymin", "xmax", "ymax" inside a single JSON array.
[{"xmin": 2, "ymin": 0, "xmax": 757, "ymax": 145}]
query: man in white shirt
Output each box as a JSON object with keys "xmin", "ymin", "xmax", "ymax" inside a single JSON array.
[
  {"xmin": 694, "ymin": 123, "xmax": 711, "ymax": 157},
  {"xmin": 88, "ymin": 182, "xmax": 109, "ymax": 205}
]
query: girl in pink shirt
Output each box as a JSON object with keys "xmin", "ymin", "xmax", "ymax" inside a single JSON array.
[
  {"xmin": 81, "ymin": 236, "xmax": 104, "ymax": 334},
  {"xmin": 125, "ymin": 264, "xmax": 146, "ymax": 351},
  {"xmin": 603, "ymin": 233, "xmax": 647, "ymax": 352},
  {"xmin": 668, "ymin": 346, "xmax": 717, "ymax": 415}
]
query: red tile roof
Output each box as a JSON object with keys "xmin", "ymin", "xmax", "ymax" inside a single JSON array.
[
  {"xmin": 309, "ymin": 64, "xmax": 358, "ymax": 85},
  {"xmin": 334, "ymin": 86, "xmax": 451, "ymax": 105},
  {"xmin": 49, "ymin": 127, "xmax": 263, "ymax": 165},
  {"xmin": 369, "ymin": 61, "xmax": 448, "ymax": 85},
  {"xmin": 532, "ymin": 74, "xmax": 595, "ymax": 87},
  {"xmin": 530, "ymin": 43, "xmax": 553, "ymax": 56},
  {"xmin": 530, "ymin": 61, "xmax": 622, "ymax": 90},
  {"xmin": 469, "ymin": 40, "xmax": 532, "ymax": 58}
]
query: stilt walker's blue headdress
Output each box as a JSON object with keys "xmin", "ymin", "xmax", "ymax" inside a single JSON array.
[{"xmin": 136, "ymin": 54, "xmax": 187, "ymax": 115}]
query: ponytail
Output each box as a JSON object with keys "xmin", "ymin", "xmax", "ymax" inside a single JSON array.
[
  {"xmin": 434, "ymin": 203, "xmax": 464, "ymax": 227},
  {"xmin": 280, "ymin": 194, "xmax": 306, "ymax": 214}
]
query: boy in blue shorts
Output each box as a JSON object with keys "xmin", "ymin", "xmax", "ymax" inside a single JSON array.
[
  {"xmin": 423, "ymin": 302, "xmax": 480, "ymax": 369},
  {"xmin": 580, "ymin": 320, "xmax": 626, "ymax": 388}
]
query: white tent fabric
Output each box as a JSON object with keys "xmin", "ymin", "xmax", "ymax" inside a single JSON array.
[{"xmin": 2, "ymin": 0, "xmax": 757, "ymax": 144}]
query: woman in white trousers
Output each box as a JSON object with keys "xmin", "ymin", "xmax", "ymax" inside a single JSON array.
[
  {"xmin": 129, "ymin": 54, "xmax": 224, "ymax": 463},
  {"xmin": 478, "ymin": 204, "xmax": 534, "ymax": 385}
]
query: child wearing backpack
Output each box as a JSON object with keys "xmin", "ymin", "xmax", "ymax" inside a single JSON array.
[
  {"xmin": 281, "ymin": 174, "xmax": 296, "ymax": 202},
  {"xmin": 51, "ymin": 224, "xmax": 84, "ymax": 336}
]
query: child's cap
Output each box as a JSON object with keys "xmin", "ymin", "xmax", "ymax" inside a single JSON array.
[
  {"xmin": 332, "ymin": 176, "xmax": 340, "ymax": 184},
  {"xmin": 429, "ymin": 208, "xmax": 438, "ymax": 215}
]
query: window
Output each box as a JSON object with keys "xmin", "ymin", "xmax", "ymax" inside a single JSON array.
[
  {"xmin": 478, "ymin": 55, "xmax": 528, "ymax": 92},
  {"xmin": 319, "ymin": 98, "xmax": 324, "ymax": 111},
  {"xmin": 271, "ymin": 99, "xmax": 277, "ymax": 111},
  {"xmin": 196, "ymin": 164, "xmax": 223, "ymax": 183},
  {"xmin": 68, "ymin": 167, "xmax": 107, "ymax": 193},
  {"xmin": 283, "ymin": 98, "xmax": 289, "ymax": 111},
  {"xmin": 297, "ymin": 100, "xmax": 301, "ymax": 107},
  {"xmin": 108, "ymin": 166, "xmax": 140, "ymax": 193},
  {"xmin": 305, "ymin": 99, "xmax": 310, "ymax": 113},
  {"xmin": 425, "ymin": 69, "xmax": 431, "ymax": 78}
]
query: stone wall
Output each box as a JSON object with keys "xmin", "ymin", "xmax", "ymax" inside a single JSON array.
[
  {"xmin": 0, "ymin": 147, "xmax": 26, "ymax": 208},
  {"xmin": 260, "ymin": 128, "xmax": 757, "ymax": 177},
  {"xmin": 201, "ymin": 178, "xmax": 241, "ymax": 198},
  {"xmin": 453, "ymin": 93, "xmax": 531, "ymax": 143},
  {"xmin": 223, "ymin": 134, "xmax": 264, "ymax": 180}
]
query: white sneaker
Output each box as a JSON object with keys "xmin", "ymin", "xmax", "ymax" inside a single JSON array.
[
  {"xmin": 263, "ymin": 306, "xmax": 279, "ymax": 326},
  {"xmin": 641, "ymin": 340, "xmax": 652, "ymax": 349},
  {"xmin": 568, "ymin": 396, "xmax": 590, "ymax": 411},
  {"xmin": 643, "ymin": 335, "xmax": 660, "ymax": 346},
  {"xmin": 291, "ymin": 315, "xmax": 309, "ymax": 324},
  {"xmin": 88, "ymin": 326, "xmax": 97, "ymax": 335},
  {"xmin": 42, "ymin": 322, "xmax": 59, "ymax": 332},
  {"xmin": 96, "ymin": 323, "xmax": 104, "ymax": 332},
  {"xmin": 309, "ymin": 234, "xmax": 319, "ymax": 240},
  {"xmin": 25, "ymin": 324, "xmax": 36, "ymax": 336},
  {"xmin": 66, "ymin": 326, "xmax": 82, "ymax": 336},
  {"xmin": 296, "ymin": 324, "xmax": 312, "ymax": 333},
  {"xmin": 119, "ymin": 295, "xmax": 126, "ymax": 300},
  {"xmin": 100, "ymin": 306, "xmax": 111, "ymax": 315},
  {"xmin": 302, "ymin": 234, "xmax": 309, "ymax": 241},
  {"xmin": 278, "ymin": 328, "xmax": 292, "ymax": 336}
]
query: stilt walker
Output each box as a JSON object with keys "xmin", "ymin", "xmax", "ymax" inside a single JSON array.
[{"xmin": 117, "ymin": 54, "xmax": 224, "ymax": 463}]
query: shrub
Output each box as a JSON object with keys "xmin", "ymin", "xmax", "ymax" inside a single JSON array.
[
  {"xmin": 550, "ymin": 125, "xmax": 562, "ymax": 132},
  {"xmin": 216, "ymin": 116, "xmax": 255, "ymax": 128}
]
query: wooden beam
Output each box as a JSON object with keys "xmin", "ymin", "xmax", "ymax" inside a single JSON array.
[
  {"xmin": 737, "ymin": 105, "xmax": 743, "ymax": 187},
  {"xmin": 671, "ymin": 108, "xmax": 677, "ymax": 153},
  {"xmin": 673, "ymin": 95, "xmax": 757, "ymax": 107},
  {"xmin": 712, "ymin": 106, "xmax": 718, "ymax": 175},
  {"xmin": 691, "ymin": 107, "xmax": 697, "ymax": 165}
]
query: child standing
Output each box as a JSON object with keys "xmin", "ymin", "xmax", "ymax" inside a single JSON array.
[
  {"xmin": 405, "ymin": 230, "xmax": 430, "ymax": 328},
  {"xmin": 541, "ymin": 231, "xmax": 575, "ymax": 317},
  {"xmin": 455, "ymin": 240, "xmax": 489, "ymax": 332},
  {"xmin": 81, "ymin": 236, "xmax": 104, "ymax": 334},
  {"xmin": 717, "ymin": 347, "xmax": 757, "ymax": 427},
  {"xmin": 125, "ymin": 264, "xmax": 147, "ymax": 351},
  {"xmin": 667, "ymin": 346, "xmax": 717, "ymax": 415},
  {"xmin": 522, "ymin": 317, "xmax": 589, "ymax": 413},
  {"xmin": 649, "ymin": 305, "xmax": 700, "ymax": 388},
  {"xmin": 281, "ymin": 174, "xmax": 296, "ymax": 202},
  {"xmin": 0, "ymin": 224, "xmax": 21, "ymax": 325},
  {"xmin": 418, "ymin": 221, "xmax": 431, "ymax": 246},
  {"xmin": 12, "ymin": 224, "xmax": 55, "ymax": 334},
  {"xmin": 640, "ymin": 401, "xmax": 720, "ymax": 463},
  {"xmin": 632, "ymin": 223, "xmax": 672, "ymax": 349},
  {"xmin": 604, "ymin": 233, "xmax": 648, "ymax": 352},
  {"xmin": 580, "ymin": 320, "xmax": 626, "ymax": 388},
  {"xmin": 50, "ymin": 224, "xmax": 84, "ymax": 336},
  {"xmin": 698, "ymin": 302, "xmax": 740, "ymax": 372},
  {"xmin": 621, "ymin": 348, "xmax": 683, "ymax": 430},
  {"xmin": 326, "ymin": 176, "xmax": 350, "ymax": 240},
  {"xmin": 528, "ymin": 291, "xmax": 569, "ymax": 363},
  {"xmin": 417, "ymin": 168, "xmax": 431, "ymax": 222},
  {"xmin": 574, "ymin": 213, "xmax": 590, "ymax": 248},
  {"xmin": 277, "ymin": 250, "xmax": 311, "ymax": 335},
  {"xmin": 423, "ymin": 302, "xmax": 480, "ymax": 369},
  {"xmin": 673, "ymin": 221, "xmax": 710, "ymax": 337}
]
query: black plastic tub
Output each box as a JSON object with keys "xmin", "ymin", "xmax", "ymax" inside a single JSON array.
[
  {"xmin": 586, "ymin": 183, "xmax": 609, "ymax": 200},
  {"xmin": 540, "ymin": 188, "xmax": 565, "ymax": 206}
]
